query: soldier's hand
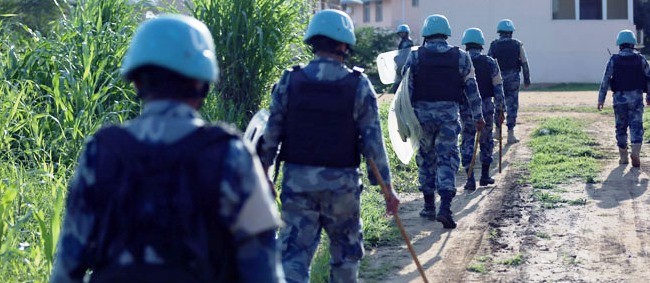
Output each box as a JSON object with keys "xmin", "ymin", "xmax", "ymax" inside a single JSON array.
[
  {"xmin": 524, "ymin": 83, "xmax": 530, "ymax": 89},
  {"xmin": 384, "ymin": 185, "xmax": 400, "ymax": 216},
  {"xmin": 597, "ymin": 103, "xmax": 604, "ymax": 111},
  {"xmin": 475, "ymin": 118, "xmax": 486, "ymax": 132},
  {"xmin": 498, "ymin": 111, "xmax": 505, "ymax": 125}
]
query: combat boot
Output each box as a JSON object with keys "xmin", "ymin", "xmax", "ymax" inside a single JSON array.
[
  {"xmin": 619, "ymin": 146, "xmax": 629, "ymax": 165},
  {"xmin": 464, "ymin": 168, "xmax": 476, "ymax": 192},
  {"xmin": 419, "ymin": 193, "xmax": 437, "ymax": 220},
  {"xmin": 479, "ymin": 163, "xmax": 495, "ymax": 186},
  {"xmin": 436, "ymin": 191, "xmax": 457, "ymax": 229},
  {"xmin": 631, "ymin": 143, "xmax": 642, "ymax": 167},
  {"xmin": 507, "ymin": 128, "xmax": 519, "ymax": 144}
]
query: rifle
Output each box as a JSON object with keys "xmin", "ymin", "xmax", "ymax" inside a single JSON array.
[{"xmin": 367, "ymin": 159, "xmax": 429, "ymax": 283}]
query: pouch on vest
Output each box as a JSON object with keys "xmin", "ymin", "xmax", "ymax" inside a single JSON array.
[{"xmin": 88, "ymin": 125, "xmax": 239, "ymax": 282}]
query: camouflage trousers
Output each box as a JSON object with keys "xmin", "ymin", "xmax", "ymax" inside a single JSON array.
[
  {"xmin": 503, "ymin": 79, "xmax": 520, "ymax": 130},
  {"xmin": 460, "ymin": 97, "xmax": 497, "ymax": 167},
  {"xmin": 279, "ymin": 186, "xmax": 363, "ymax": 283},
  {"xmin": 613, "ymin": 100, "xmax": 645, "ymax": 148},
  {"xmin": 415, "ymin": 107, "xmax": 461, "ymax": 195}
]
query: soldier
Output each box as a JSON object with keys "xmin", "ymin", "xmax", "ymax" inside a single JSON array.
[
  {"xmin": 402, "ymin": 15, "xmax": 485, "ymax": 229},
  {"xmin": 488, "ymin": 19, "xmax": 531, "ymax": 144},
  {"xmin": 459, "ymin": 28, "xmax": 506, "ymax": 191},
  {"xmin": 392, "ymin": 24, "xmax": 415, "ymax": 93},
  {"xmin": 598, "ymin": 30, "xmax": 650, "ymax": 167},
  {"xmin": 50, "ymin": 15, "xmax": 284, "ymax": 283},
  {"xmin": 397, "ymin": 24, "xmax": 414, "ymax": 50},
  {"xmin": 259, "ymin": 9, "xmax": 400, "ymax": 283}
]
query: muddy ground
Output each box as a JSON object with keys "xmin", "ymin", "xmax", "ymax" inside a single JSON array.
[{"xmin": 361, "ymin": 91, "xmax": 650, "ymax": 283}]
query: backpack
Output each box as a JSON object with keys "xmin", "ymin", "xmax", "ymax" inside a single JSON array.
[{"xmin": 86, "ymin": 124, "xmax": 239, "ymax": 283}]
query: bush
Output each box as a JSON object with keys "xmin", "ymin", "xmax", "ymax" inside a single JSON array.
[
  {"xmin": 191, "ymin": 0, "xmax": 309, "ymax": 128},
  {"xmin": 349, "ymin": 27, "xmax": 396, "ymax": 94}
]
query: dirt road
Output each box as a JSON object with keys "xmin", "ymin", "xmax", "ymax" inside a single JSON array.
[{"xmin": 362, "ymin": 91, "xmax": 650, "ymax": 282}]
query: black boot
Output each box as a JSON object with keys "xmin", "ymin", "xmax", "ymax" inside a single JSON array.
[
  {"xmin": 464, "ymin": 168, "xmax": 476, "ymax": 192},
  {"xmin": 419, "ymin": 193, "xmax": 437, "ymax": 220},
  {"xmin": 436, "ymin": 191, "xmax": 457, "ymax": 229},
  {"xmin": 479, "ymin": 163, "xmax": 495, "ymax": 186}
]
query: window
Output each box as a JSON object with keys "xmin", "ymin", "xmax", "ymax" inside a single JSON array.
[
  {"xmin": 363, "ymin": 2, "xmax": 370, "ymax": 23},
  {"xmin": 375, "ymin": 1, "xmax": 383, "ymax": 22},
  {"xmin": 552, "ymin": 0, "xmax": 628, "ymax": 20},
  {"xmin": 412, "ymin": 0, "xmax": 419, "ymax": 7},
  {"xmin": 553, "ymin": 0, "xmax": 576, "ymax": 19},
  {"xmin": 607, "ymin": 0, "xmax": 627, "ymax": 19},
  {"xmin": 580, "ymin": 0, "xmax": 602, "ymax": 19}
]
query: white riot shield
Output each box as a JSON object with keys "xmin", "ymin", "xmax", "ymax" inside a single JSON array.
[{"xmin": 376, "ymin": 46, "xmax": 418, "ymax": 85}]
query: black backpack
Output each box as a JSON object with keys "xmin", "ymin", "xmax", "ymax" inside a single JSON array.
[{"xmin": 86, "ymin": 124, "xmax": 239, "ymax": 283}]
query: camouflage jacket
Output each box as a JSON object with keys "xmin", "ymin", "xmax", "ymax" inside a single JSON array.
[
  {"xmin": 50, "ymin": 101, "xmax": 283, "ymax": 283},
  {"xmin": 598, "ymin": 48, "xmax": 650, "ymax": 105},
  {"xmin": 402, "ymin": 39, "xmax": 484, "ymax": 123},
  {"xmin": 260, "ymin": 56, "xmax": 392, "ymax": 192}
]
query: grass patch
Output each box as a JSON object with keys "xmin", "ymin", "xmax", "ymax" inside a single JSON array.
[
  {"xmin": 360, "ymin": 257, "xmax": 401, "ymax": 282},
  {"xmin": 499, "ymin": 254, "xmax": 525, "ymax": 266},
  {"xmin": 644, "ymin": 114, "xmax": 650, "ymax": 142},
  {"xmin": 528, "ymin": 118, "xmax": 601, "ymax": 190},
  {"xmin": 527, "ymin": 117, "xmax": 601, "ymax": 209},
  {"xmin": 467, "ymin": 263, "xmax": 488, "ymax": 273},
  {"xmin": 535, "ymin": 232, "xmax": 551, "ymax": 239},
  {"xmin": 524, "ymin": 83, "xmax": 600, "ymax": 92},
  {"xmin": 525, "ymin": 105, "xmax": 613, "ymax": 115}
]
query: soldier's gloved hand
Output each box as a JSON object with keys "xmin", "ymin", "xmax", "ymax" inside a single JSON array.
[
  {"xmin": 597, "ymin": 102, "xmax": 604, "ymax": 111},
  {"xmin": 384, "ymin": 184, "xmax": 400, "ymax": 216},
  {"xmin": 475, "ymin": 118, "xmax": 486, "ymax": 132}
]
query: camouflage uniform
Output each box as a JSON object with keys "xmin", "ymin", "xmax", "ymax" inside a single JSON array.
[
  {"xmin": 598, "ymin": 48, "xmax": 650, "ymax": 149},
  {"xmin": 460, "ymin": 49, "xmax": 506, "ymax": 185},
  {"xmin": 403, "ymin": 39, "xmax": 483, "ymax": 197},
  {"xmin": 260, "ymin": 57, "xmax": 391, "ymax": 283},
  {"xmin": 51, "ymin": 101, "xmax": 283, "ymax": 283},
  {"xmin": 488, "ymin": 34, "xmax": 530, "ymax": 131}
]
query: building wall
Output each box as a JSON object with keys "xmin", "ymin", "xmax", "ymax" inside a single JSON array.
[{"xmin": 348, "ymin": 0, "xmax": 636, "ymax": 83}]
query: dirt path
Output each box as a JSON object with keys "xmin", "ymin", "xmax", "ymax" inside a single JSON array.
[{"xmin": 362, "ymin": 91, "xmax": 650, "ymax": 282}]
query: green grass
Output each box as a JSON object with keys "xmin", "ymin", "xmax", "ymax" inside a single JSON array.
[
  {"xmin": 466, "ymin": 263, "xmax": 488, "ymax": 273},
  {"xmin": 526, "ymin": 117, "xmax": 601, "ymax": 209},
  {"xmin": 525, "ymin": 105, "xmax": 614, "ymax": 115},
  {"xmin": 524, "ymin": 83, "xmax": 600, "ymax": 92},
  {"xmin": 499, "ymin": 254, "xmax": 525, "ymax": 266},
  {"xmin": 535, "ymin": 232, "xmax": 551, "ymax": 239}
]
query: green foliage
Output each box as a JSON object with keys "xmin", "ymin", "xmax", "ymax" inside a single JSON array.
[
  {"xmin": 528, "ymin": 118, "xmax": 601, "ymax": 190},
  {"xmin": 191, "ymin": 0, "xmax": 309, "ymax": 127},
  {"xmin": 349, "ymin": 27, "xmax": 396, "ymax": 94},
  {"xmin": 0, "ymin": 0, "xmax": 66, "ymax": 34},
  {"xmin": 375, "ymin": 102, "xmax": 419, "ymax": 193},
  {"xmin": 499, "ymin": 254, "xmax": 525, "ymax": 266}
]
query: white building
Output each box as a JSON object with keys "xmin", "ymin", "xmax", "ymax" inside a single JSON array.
[{"xmin": 344, "ymin": 0, "xmax": 638, "ymax": 83}]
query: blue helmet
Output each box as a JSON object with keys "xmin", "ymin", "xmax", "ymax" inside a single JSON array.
[
  {"xmin": 616, "ymin": 29, "xmax": 637, "ymax": 46},
  {"xmin": 497, "ymin": 19, "xmax": 515, "ymax": 33},
  {"xmin": 397, "ymin": 24, "xmax": 410, "ymax": 34},
  {"xmin": 304, "ymin": 9, "xmax": 356, "ymax": 46},
  {"xmin": 421, "ymin": 14, "xmax": 451, "ymax": 37},
  {"xmin": 121, "ymin": 14, "xmax": 218, "ymax": 83},
  {"xmin": 461, "ymin": 28, "xmax": 485, "ymax": 45}
]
